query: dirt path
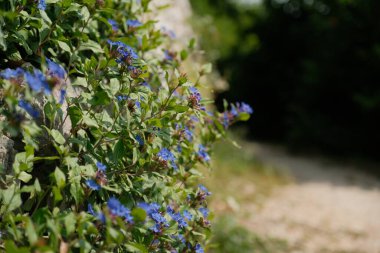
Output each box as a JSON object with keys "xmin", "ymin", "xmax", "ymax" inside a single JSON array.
[{"xmin": 242, "ymin": 143, "xmax": 380, "ymax": 253}]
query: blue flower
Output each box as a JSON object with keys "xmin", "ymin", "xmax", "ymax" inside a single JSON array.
[
  {"xmin": 86, "ymin": 179, "xmax": 100, "ymax": 190},
  {"xmin": 230, "ymin": 106, "xmax": 238, "ymax": 117},
  {"xmin": 107, "ymin": 40, "xmax": 138, "ymax": 64},
  {"xmin": 25, "ymin": 69, "xmax": 51, "ymax": 95},
  {"xmin": 108, "ymin": 19, "xmax": 119, "ymax": 31},
  {"xmin": 197, "ymin": 144, "xmax": 210, "ymax": 162},
  {"xmin": 126, "ymin": 19, "xmax": 142, "ymax": 28},
  {"xmin": 107, "ymin": 197, "xmax": 133, "ymax": 223},
  {"xmin": 37, "ymin": 0, "xmax": 46, "ymax": 10},
  {"xmin": 238, "ymin": 102, "xmax": 253, "ymax": 114},
  {"xmin": 188, "ymin": 87, "xmax": 202, "ymax": 109},
  {"xmin": 183, "ymin": 210, "xmax": 193, "ymax": 221},
  {"xmin": 59, "ymin": 89, "xmax": 66, "ymax": 104},
  {"xmin": 138, "ymin": 202, "xmax": 160, "ymax": 215},
  {"xmin": 195, "ymin": 243, "xmax": 204, "ymax": 253},
  {"xmin": 184, "ymin": 127, "xmax": 193, "ymax": 141},
  {"xmin": 198, "ymin": 184, "xmax": 211, "ymax": 196},
  {"xmin": 222, "ymin": 112, "xmax": 229, "ymax": 129},
  {"xmin": 47, "ymin": 58, "xmax": 66, "ymax": 79},
  {"xmin": 167, "ymin": 206, "xmax": 188, "ymax": 229},
  {"xmin": 117, "ymin": 95, "xmax": 128, "ymax": 101},
  {"xmin": 164, "ymin": 50, "xmax": 173, "ymax": 61},
  {"xmin": 199, "ymin": 207, "xmax": 209, "ymax": 218},
  {"xmin": 157, "ymin": 148, "xmax": 178, "ymax": 170},
  {"xmin": 88, "ymin": 204, "xmax": 106, "ymax": 223},
  {"xmin": 136, "ymin": 135, "xmax": 144, "ymax": 146},
  {"xmin": 150, "ymin": 223, "xmax": 162, "ymax": 233},
  {"xmin": 96, "ymin": 162, "xmax": 107, "ymax": 172},
  {"xmin": 18, "ymin": 100, "xmax": 39, "ymax": 118},
  {"xmin": 0, "ymin": 68, "xmax": 24, "ymax": 80}
]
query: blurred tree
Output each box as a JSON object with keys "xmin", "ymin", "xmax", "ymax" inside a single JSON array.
[{"xmin": 191, "ymin": 0, "xmax": 380, "ymax": 159}]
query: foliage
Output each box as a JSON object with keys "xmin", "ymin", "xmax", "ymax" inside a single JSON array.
[
  {"xmin": 210, "ymin": 216, "xmax": 288, "ymax": 253},
  {"xmin": 191, "ymin": 0, "xmax": 380, "ymax": 160},
  {"xmin": 0, "ymin": 0, "xmax": 252, "ymax": 252}
]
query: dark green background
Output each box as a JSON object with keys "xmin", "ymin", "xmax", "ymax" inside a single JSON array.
[{"xmin": 191, "ymin": 0, "xmax": 380, "ymax": 160}]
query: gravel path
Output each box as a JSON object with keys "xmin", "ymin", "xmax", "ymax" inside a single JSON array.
[{"xmin": 243, "ymin": 143, "xmax": 380, "ymax": 253}]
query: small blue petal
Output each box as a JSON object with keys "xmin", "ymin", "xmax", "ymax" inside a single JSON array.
[
  {"xmin": 96, "ymin": 162, "xmax": 107, "ymax": 172},
  {"xmin": 86, "ymin": 179, "xmax": 100, "ymax": 190}
]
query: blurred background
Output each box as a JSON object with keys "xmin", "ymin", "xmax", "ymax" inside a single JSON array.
[{"xmin": 183, "ymin": 0, "xmax": 380, "ymax": 252}]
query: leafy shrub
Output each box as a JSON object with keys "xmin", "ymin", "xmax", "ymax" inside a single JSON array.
[{"xmin": 0, "ymin": 0, "xmax": 252, "ymax": 252}]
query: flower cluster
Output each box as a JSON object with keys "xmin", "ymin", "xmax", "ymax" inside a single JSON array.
[
  {"xmin": 188, "ymin": 87, "xmax": 203, "ymax": 110},
  {"xmin": 85, "ymin": 162, "xmax": 107, "ymax": 191},
  {"xmin": 222, "ymin": 101, "xmax": 254, "ymax": 128},
  {"xmin": 107, "ymin": 40, "xmax": 139, "ymax": 65},
  {"xmin": 156, "ymin": 148, "xmax": 178, "ymax": 170}
]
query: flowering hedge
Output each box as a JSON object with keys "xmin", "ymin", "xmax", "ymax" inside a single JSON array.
[{"xmin": 0, "ymin": 0, "xmax": 252, "ymax": 252}]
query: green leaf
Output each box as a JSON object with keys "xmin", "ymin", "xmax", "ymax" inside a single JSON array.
[
  {"xmin": 0, "ymin": 185, "xmax": 22, "ymax": 213},
  {"xmin": 63, "ymin": 212, "xmax": 76, "ymax": 235},
  {"xmin": 131, "ymin": 208, "xmax": 147, "ymax": 223},
  {"xmin": 25, "ymin": 218, "xmax": 38, "ymax": 244},
  {"xmin": 68, "ymin": 106, "xmax": 83, "ymax": 127},
  {"xmin": 79, "ymin": 40, "xmax": 104, "ymax": 53},
  {"xmin": 51, "ymin": 129, "xmax": 66, "ymax": 145},
  {"xmin": 180, "ymin": 49, "xmax": 188, "ymax": 61},
  {"xmin": 70, "ymin": 182, "xmax": 84, "ymax": 205},
  {"xmin": 113, "ymin": 140, "xmax": 125, "ymax": 161},
  {"xmin": 125, "ymin": 242, "xmax": 148, "ymax": 253},
  {"xmin": 236, "ymin": 112, "xmax": 250, "ymax": 121},
  {"xmin": 18, "ymin": 171, "xmax": 32, "ymax": 183},
  {"xmin": 52, "ymin": 186, "xmax": 63, "ymax": 202},
  {"xmin": 4, "ymin": 241, "xmax": 30, "ymax": 253},
  {"xmin": 54, "ymin": 167, "xmax": 66, "ymax": 188},
  {"xmin": 57, "ymin": 40, "xmax": 71, "ymax": 52}
]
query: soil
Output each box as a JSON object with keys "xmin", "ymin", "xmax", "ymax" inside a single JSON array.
[{"xmin": 233, "ymin": 142, "xmax": 380, "ymax": 253}]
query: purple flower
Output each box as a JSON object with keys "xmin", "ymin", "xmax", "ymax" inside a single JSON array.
[
  {"xmin": 37, "ymin": 0, "xmax": 46, "ymax": 10},
  {"xmin": 47, "ymin": 58, "xmax": 66, "ymax": 79},
  {"xmin": 25, "ymin": 69, "xmax": 51, "ymax": 95},
  {"xmin": 0, "ymin": 68, "xmax": 24, "ymax": 80},
  {"xmin": 18, "ymin": 100, "xmax": 39, "ymax": 118},
  {"xmin": 86, "ymin": 179, "xmax": 100, "ymax": 190},
  {"xmin": 108, "ymin": 19, "xmax": 119, "ymax": 31},
  {"xmin": 126, "ymin": 19, "xmax": 142, "ymax": 28},
  {"xmin": 96, "ymin": 162, "xmax": 107, "ymax": 172},
  {"xmin": 197, "ymin": 144, "xmax": 210, "ymax": 162},
  {"xmin": 107, "ymin": 197, "xmax": 133, "ymax": 223}
]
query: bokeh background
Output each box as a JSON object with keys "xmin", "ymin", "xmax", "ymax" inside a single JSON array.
[{"xmin": 187, "ymin": 0, "xmax": 380, "ymax": 252}]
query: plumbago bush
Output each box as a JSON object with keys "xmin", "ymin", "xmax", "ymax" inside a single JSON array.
[{"xmin": 0, "ymin": 0, "xmax": 252, "ymax": 252}]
